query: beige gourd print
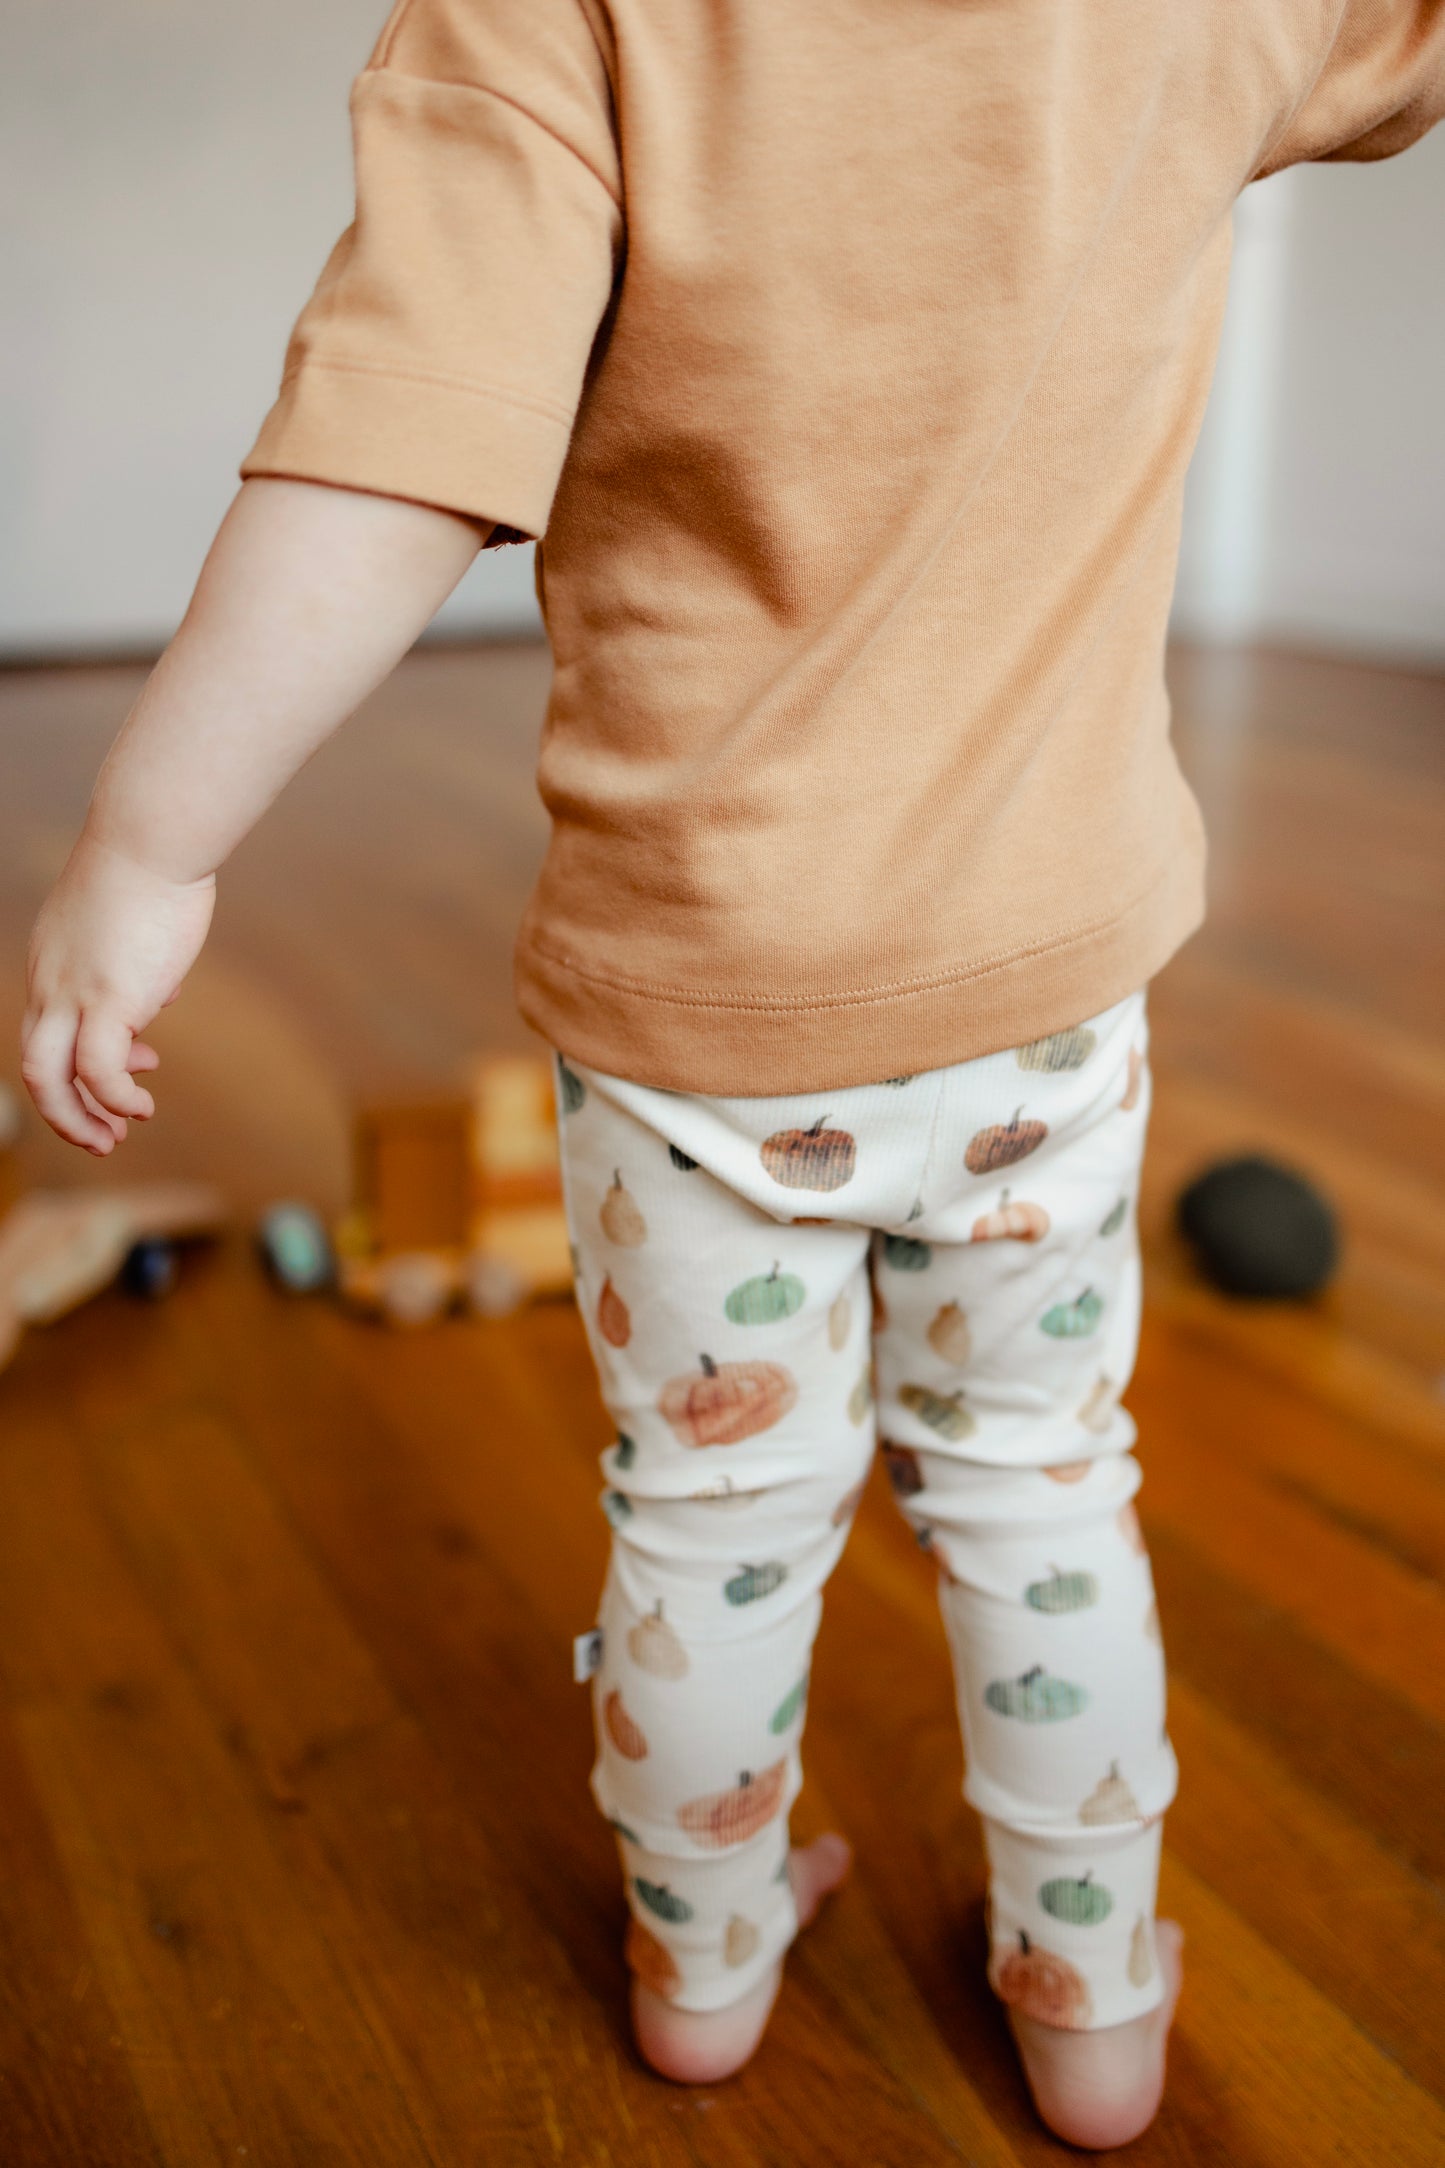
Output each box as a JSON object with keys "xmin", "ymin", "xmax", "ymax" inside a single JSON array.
[
  {"xmin": 1128, "ymin": 1914, "xmax": 1155, "ymax": 1988},
  {"xmin": 724, "ymin": 1914, "xmax": 761, "ymax": 1967},
  {"xmin": 847, "ymin": 1363, "xmax": 873, "ymax": 1425},
  {"xmin": 627, "ymin": 1600, "xmax": 689, "ymax": 1680},
  {"xmin": 597, "ymin": 1274, "xmax": 632, "ymax": 1348},
  {"xmin": 828, "ymin": 1290, "xmax": 852, "ymax": 1350},
  {"xmin": 1121, "ymin": 1046, "xmax": 1145, "ymax": 1110},
  {"xmin": 1079, "ymin": 1761, "xmax": 1143, "ymax": 1825},
  {"xmin": 1076, "ymin": 1374, "xmax": 1118, "ymax": 1434},
  {"xmin": 926, "ymin": 1300, "xmax": 972, "ymax": 1365},
  {"xmin": 603, "ymin": 1687, "xmax": 649, "ymax": 1760},
  {"xmin": 600, "ymin": 1170, "xmax": 647, "ymax": 1246}
]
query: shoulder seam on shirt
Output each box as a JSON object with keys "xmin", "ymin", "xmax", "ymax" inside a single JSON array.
[
  {"xmin": 276, "ymin": 353, "xmax": 576, "ymax": 429},
  {"xmin": 357, "ymin": 63, "xmax": 622, "ymax": 207}
]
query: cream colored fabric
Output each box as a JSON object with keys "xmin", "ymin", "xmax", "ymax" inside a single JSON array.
[
  {"xmin": 556, "ymin": 990, "xmax": 1176, "ymax": 2023},
  {"xmin": 243, "ymin": 0, "xmax": 1445, "ymax": 1093}
]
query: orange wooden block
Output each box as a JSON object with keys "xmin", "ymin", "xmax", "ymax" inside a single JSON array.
[{"xmin": 352, "ymin": 1102, "xmax": 473, "ymax": 1255}]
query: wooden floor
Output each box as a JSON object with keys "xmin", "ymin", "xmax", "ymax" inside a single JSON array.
[{"xmin": 1, "ymin": 637, "xmax": 1442, "ymax": 2165}]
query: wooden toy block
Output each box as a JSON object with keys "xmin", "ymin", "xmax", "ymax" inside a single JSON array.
[
  {"xmin": 337, "ymin": 1056, "xmax": 573, "ymax": 1325},
  {"xmin": 352, "ymin": 1101, "xmax": 473, "ymax": 1255}
]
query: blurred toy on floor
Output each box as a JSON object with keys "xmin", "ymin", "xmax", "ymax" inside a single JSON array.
[
  {"xmin": 0, "ymin": 1075, "xmax": 226, "ymax": 1373},
  {"xmin": 1177, "ymin": 1151, "xmax": 1339, "ymax": 1299},
  {"xmin": 266, "ymin": 1053, "xmax": 574, "ymax": 1327}
]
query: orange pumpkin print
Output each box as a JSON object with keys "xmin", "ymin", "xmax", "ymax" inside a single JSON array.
[
  {"xmin": 603, "ymin": 1687, "xmax": 649, "ymax": 1760},
  {"xmin": 677, "ymin": 1760, "xmax": 788, "ymax": 1847},
  {"xmin": 992, "ymin": 1931, "xmax": 1093, "ymax": 2029},
  {"xmin": 759, "ymin": 1115, "xmax": 857, "ymax": 1192},
  {"xmin": 597, "ymin": 1274, "xmax": 631, "ymax": 1348},
  {"xmin": 964, "ymin": 1108, "xmax": 1048, "ymax": 1176},
  {"xmin": 658, "ymin": 1353, "xmax": 798, "ymax": 1448},
  {"xmin": 625, "ymin": 1915, "xmax": 681, "ymax": 1998},
  {"xmin": 970, "ymin": 1188, "xmax": 1051, "ymax": 1242},
  {"xmin": 1042, "ymin": 1459, "xmax": 1092, "ymax": 1484}
]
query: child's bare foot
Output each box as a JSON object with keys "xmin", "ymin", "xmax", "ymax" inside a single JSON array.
[
  {"xmin": 1008, "ymin": 1919, "xmax": 1184, "ymax": 2149},
  {"xmin": 630, "ymin": 1831, "xmax": 853, "ymax": 2083}
]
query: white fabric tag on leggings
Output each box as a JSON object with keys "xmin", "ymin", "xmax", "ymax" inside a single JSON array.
[{"xmin": 573, "ymin": 1627, "xmax": 604, "ymax": 1682}]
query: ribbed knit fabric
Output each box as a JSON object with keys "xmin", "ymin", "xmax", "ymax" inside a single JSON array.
[{"xmin": 555, "ymin": 988, "xmax": 1175, "ymax": 2021}]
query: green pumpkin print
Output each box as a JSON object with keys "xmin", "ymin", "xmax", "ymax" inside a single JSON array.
[
  {"xmin": 635, "ymin": 1879, "xmax": 695, "ymax": 1925},
  {"xmin": 725, "ymin": 1561, "xmax": 788, "ymax": 1606},
  {"xmin": 985, "ymin": 1664, "xmax": 1089, "ymax": 1722},
  {"xmin": 769, "ymin": 1671, "xmax": 809, "ymax": 1734},
  {"xmin": 725, "ymin": 1261, "xmax": 807, "ymax": 1326},
  {"xmin": 883, "ymin": 1233, "xmax": 932, "ymax": 1271},
  {"xmin": 1016, "ymin": 1024, "xmax": 1098, "ymax": 1073},
  {"xmin": 613, "ymin": 1432, "xmax": 637, "ymax": 1470},
  {"xmin": 1040, "ymin": 1287, "xmax": 1105, "ymax": 1338},
  {"xmin": 1024, "ymin": 1564, "xmax": 1100, "ymax": 1614},
  {"xmin": 1099, "ymin": 1196, "xmax": 1128, "ymax": 1238},
  {"xmin": 899, "ymin": 1382, "xmax": 975, "ymax": 1441},
  {"xmin": 557, "ymin": 1059, "xmax": 587, "ymax": 1114},
  {"xmin": 607, "ymin": 1814, "xmax": 641, "ymax": 1844},
  {"xmin": 602, "ymin": 1489, "xmax": 633, "ymax": 1526},
  {"xmin": 669, "ymin": 1142, "xmax": 699, "ymax": 1172},
  {"xmin": 1039, "ymin": 1871, "xmax": 1114, "ymax": 1926}
]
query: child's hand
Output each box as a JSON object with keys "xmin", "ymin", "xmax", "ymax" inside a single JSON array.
[{"xmin": 21, "ymin": 834, "xmax": 216, "ymax": 1155}]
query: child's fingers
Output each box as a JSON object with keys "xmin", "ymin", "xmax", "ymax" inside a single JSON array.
[
  {"xmin": 128, "ymin": 1041, "xmax": 161, "ymax": 1074},
  {"xmin": 76, "ymin": 1079, "xmax": 128, "ymax": 1144},
  {"xmin": 19, "ymin": 1009, "xmax": 120, "ymax": 1152},
  {"xmin": 74, "ymin": 1011, "xmax": 156, "ymax": 1122}
]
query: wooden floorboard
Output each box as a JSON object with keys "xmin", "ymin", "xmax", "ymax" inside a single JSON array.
[{"xmin": 0, "ymin": 635, "xmax": 1442, "ymax": 2163}]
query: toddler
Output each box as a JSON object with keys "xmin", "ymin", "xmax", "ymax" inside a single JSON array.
[{"xmin": 22, "ymin": 0, "xmax": 1444, "ymax": 2146}]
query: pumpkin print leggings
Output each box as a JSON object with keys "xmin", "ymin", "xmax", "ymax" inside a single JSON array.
[{"xmin": 551, "ymin": 986, "xmax": 1176, "ymax": 2030}]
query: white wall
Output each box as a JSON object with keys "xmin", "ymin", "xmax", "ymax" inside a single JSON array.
[
  {"xmin": 0, "ymin": 0, "xmax": 540, "ymax": 656},
  {"xmin": 3, "ymin": 1, "xmax": 1443, "ymax": 662},
  {"xmin": 1173, "ymin": 129, "xmax": 1445, "ymax": 664}
]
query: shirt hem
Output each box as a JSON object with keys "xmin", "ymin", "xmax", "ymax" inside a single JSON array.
[{"xmin": 512, "ymin": 850, "xmax": 1207, "ymax": 1095}]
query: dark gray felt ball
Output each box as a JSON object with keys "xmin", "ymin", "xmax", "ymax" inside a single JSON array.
[{"xmin": 1176, "ymin": 1154, "xmax": 1339, "ymax": 1299}]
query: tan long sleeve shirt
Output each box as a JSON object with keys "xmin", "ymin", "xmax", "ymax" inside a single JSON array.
[{"xmin": 242, "ymin": 0, "xmax": 1445, "ymax": 1093}]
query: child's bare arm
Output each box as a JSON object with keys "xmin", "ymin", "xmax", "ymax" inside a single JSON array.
[{"xmin": 21, "ymin": 476, "xmax": 487, "ymax": 1156}]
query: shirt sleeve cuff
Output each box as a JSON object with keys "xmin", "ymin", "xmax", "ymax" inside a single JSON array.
[{"xmin": 239, "ymin": 355, "xmax": 575, "ymax": 538}]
